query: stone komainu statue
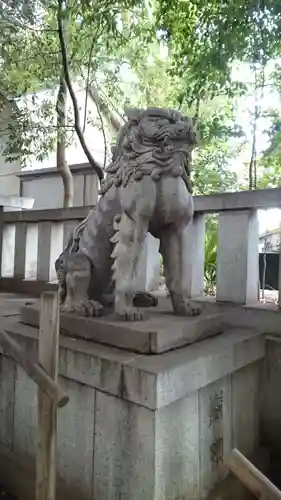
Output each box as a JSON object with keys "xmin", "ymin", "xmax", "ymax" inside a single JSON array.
[{"xmin": 55, "ymin": 107, "xmax": 201, "ymax": 321}]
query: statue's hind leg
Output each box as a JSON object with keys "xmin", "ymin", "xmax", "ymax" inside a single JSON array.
[
  {"xmin": 159, "ymin": 225, "xmax": 201, "ymax": 316},
  {"xmin": 61, "ymin": 253, "xmax": 103, "ymax": 317}
]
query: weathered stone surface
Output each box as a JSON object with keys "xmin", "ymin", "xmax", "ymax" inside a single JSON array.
[
  {"xmin": 20, "ymin": 300, "xmax": 225, "ymax": 353},
  {"xmin": 57, "ymin": 377, "xmax": 95, "ymax": 498},
  {"xmin": 232, "ymin": 361, "xmax": 261, "ymax": 456},
  {"xmin": 154, "ymin": 392, "xmax": 199, "ymax": 500},
  {"xmin": 4, "ymin": 319, "xmax": 141, "ymax": 398},
  {"xmin": 56, "ymin": 107, "xmax": 203, "ymax": 322},
  {"xmin": 0, "ymin": 356, "xmax": 16, "ymax": 448},
  {"xmin": 260, "ymin": 336, "xmax": 281, "ymax": 455},
  {"xmin": 93, "ymin": 390, "xmax": 155, "ymax": 500},
  {"xmin": 0, "ymin": 321, "xmax": 265, "ymax": 500},
  {"xmin": 0, "ymin": 293, "xmax": 266, "ymax": 500},
  {"xmin": 216, "ymin": 210, "xmax": 259, "ymax": 305},
  {"xmin": 123, "ymin": 327, "xmax": 264, "ymax": 409},
  {"xmin": 13, "ymin": 366, "xmax": 37, "ymax": 456},
  {"xmin": 198, "ymin": 376, "xmax": 232, "ymax": 499}
]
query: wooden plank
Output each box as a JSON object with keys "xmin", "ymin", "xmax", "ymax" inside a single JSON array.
[
  {"xmin": 224, "ymin": 448, "xmax": 281, "ymax": 500},
  {"xmin": 14, "ymin": 222, "xmax": 27, "ymax": 279},
  {"xmin": 0, "ymin": 327, "xmax": 68, "ymax": 407},
  {"xmin": 36, "ymin": 291, "xmax": 61, "ymax": 500}
]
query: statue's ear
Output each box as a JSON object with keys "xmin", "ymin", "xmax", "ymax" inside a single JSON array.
[{"xmin": 124, "ymin": 107, "xmax": 143, "ymax": 122}]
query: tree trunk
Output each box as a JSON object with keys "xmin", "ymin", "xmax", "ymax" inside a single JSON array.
[
  {"xmin": 88, "ymin": 85, "xmax": 122, "ymax": 134},
  {"xmin": 56, "ymin": 74, "xmax": 74, "ymax": 208},
  {"xmin": 57, "ymin": 0, "xmax": 104, "ymax": 183}
]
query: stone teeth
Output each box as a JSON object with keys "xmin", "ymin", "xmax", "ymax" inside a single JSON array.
[
  {"xmin": 111, "ymin": 244, "xmax": 119, "ymax": 260},
  {"xmin": 110, "ymin": 233, "xmax": 119, "ymax": 244}
]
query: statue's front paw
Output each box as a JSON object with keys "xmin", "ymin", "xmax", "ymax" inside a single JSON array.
[
  {"xmin": 60, "ymin": 302, "xmax": 74, "ymax": 314},
  {"xmin": 174, "ymin": 299, "xmax": 202, "ymax": 317},
  {"xmin": 117, "ymin": 307, "xmax": 147, "ymax": 321},
  {"xmin": 61, "ymin": 300, "xmax": 103, "ymax": 317}
]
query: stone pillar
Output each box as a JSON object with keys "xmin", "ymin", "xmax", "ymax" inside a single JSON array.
[
  {"xmin": 216, "ymin": 209, "xmax": 259, "ymax": 304},
  {"xmin": 184, "ymin": 213, "xmax": 205, "ymax": 297}
]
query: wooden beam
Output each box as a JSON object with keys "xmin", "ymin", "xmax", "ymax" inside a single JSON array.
[
  {"xmin": 224, "ymin": 448, "xmax": 281, "ymax": 500},
  {"xmin": 0, "ymin": 327, "xmax": 68, "ymax": 407},
  {"xmin": 36, "ymin": 291, "xmax": 63, "ymax": 500}
]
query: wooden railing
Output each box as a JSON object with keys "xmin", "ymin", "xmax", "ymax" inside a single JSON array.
[{"xmin": 1, "ymin": 188, "xmax": 281, "ymax": 306}]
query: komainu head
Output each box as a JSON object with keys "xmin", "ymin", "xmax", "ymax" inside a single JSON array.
[{"xmin": 100, "ymin": 107, "xmax": 198, "ymax": 195}]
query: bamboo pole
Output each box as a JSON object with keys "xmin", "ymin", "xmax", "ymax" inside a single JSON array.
[
  {"xmin": 0, "ymin": 327, "xmax": 68, "ymax": 408},
  {"xmin": 36, "ymin": 291, "xmax": 62, "ymax": 500},
  {"xmin": 225, "ymin": 448, "xmax": 281, "ymax": 500}
]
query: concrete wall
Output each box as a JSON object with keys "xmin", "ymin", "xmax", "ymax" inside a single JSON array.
[
  {"xmin": 0, "ymin": 102, "xmax": 21, "ymax": 197},
  {"xmin": 0, "ymin": 323, "xmax": 264, "ymax": 500},
  {"xmin": 259, "ymin": 232, "xmax": 281, "ymax": 253},
  {"xmin": 18, "ymin": 165, "xmax": 99, "ymax": 209}
]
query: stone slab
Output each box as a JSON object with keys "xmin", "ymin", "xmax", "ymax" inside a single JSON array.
[
  {"xmin": 3, "ymin": 319, "xmax": 142, "ymax": 399},
  {"xmin": 94, "ymin": 390, "xmax": 155, "ymax": 500},
  {"xmin": 20, "ymin": 299, "xmax": 225, "ymax": 354},
  {"xmin": 123, "ymin": 327, "xmax": 264, "ymax": 409},
  {"xmin": 154, "ymin": 392, "xmax": 199, "ymax": 500}
]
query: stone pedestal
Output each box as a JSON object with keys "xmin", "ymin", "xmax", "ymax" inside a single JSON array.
[{"xmin": 0, "ymin": 307, "xmax": 264, "ymax": 500}]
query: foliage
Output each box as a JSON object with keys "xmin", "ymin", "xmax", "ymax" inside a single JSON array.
[
  {"xmin": 1, "ymin": 0, "xmax": 281, "ymax": 198},
  {"xmin": 257, "ymin": 65, "xmax": 281, "ymax": 187},
  {"xmin": 203, "ymin": 215, "xmax": 218, "ymax": 293},
  {"xmin": 258, "ymin": 115, "xmax": 281, "ymax": 187},
  {"xmin": 155, "ymin": 0, "xmax": 281, "ymax": 106}
]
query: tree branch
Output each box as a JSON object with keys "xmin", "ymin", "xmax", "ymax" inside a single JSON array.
[
  {"xmin": 57, "ymin": 0, "xmax": 104, "ymax": 182},
  {"xmin": 56, "ymin": 74, "xmax": 74, "ymax": 208},
  {"xmin": 83, "ymin": 35, "xmax": 96, "ymax": 133},
  {"xmin": 88, "ymin": 86, "xmax": 108, "ymax": 168},
  {"xmin": 88, "ymin": 85, "xmax": 122, "ymax": 134}
]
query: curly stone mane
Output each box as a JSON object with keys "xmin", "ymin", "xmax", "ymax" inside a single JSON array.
[{"xmin": 100, "ymin": 107, "xmax": 198, "ymax": 195}]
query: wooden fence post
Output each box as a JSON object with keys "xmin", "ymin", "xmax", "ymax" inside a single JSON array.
[{"xmin": 36, "ymin": 291, "xmax": 60, "ymax": 500}]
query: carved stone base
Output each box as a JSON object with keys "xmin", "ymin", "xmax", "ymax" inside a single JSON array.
[
  {"xmin": 0, "ymin": 315, "xmax": 264, "ymax": 500},
  {"xmin": 20, "ymin": 298, "xmax": 224, "ymax": 354}
]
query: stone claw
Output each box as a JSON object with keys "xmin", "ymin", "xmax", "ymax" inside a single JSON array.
[
  {"xmin": 117, "ymin": 307, "xmax": 147, "ymax": 321},
  {"xmin": 173, "ymin": 299, "xmax": 202, "ymax": 317},
  {"xmin": 60, "ymin": 300, "xmax": 104, "ymax": 317}
]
